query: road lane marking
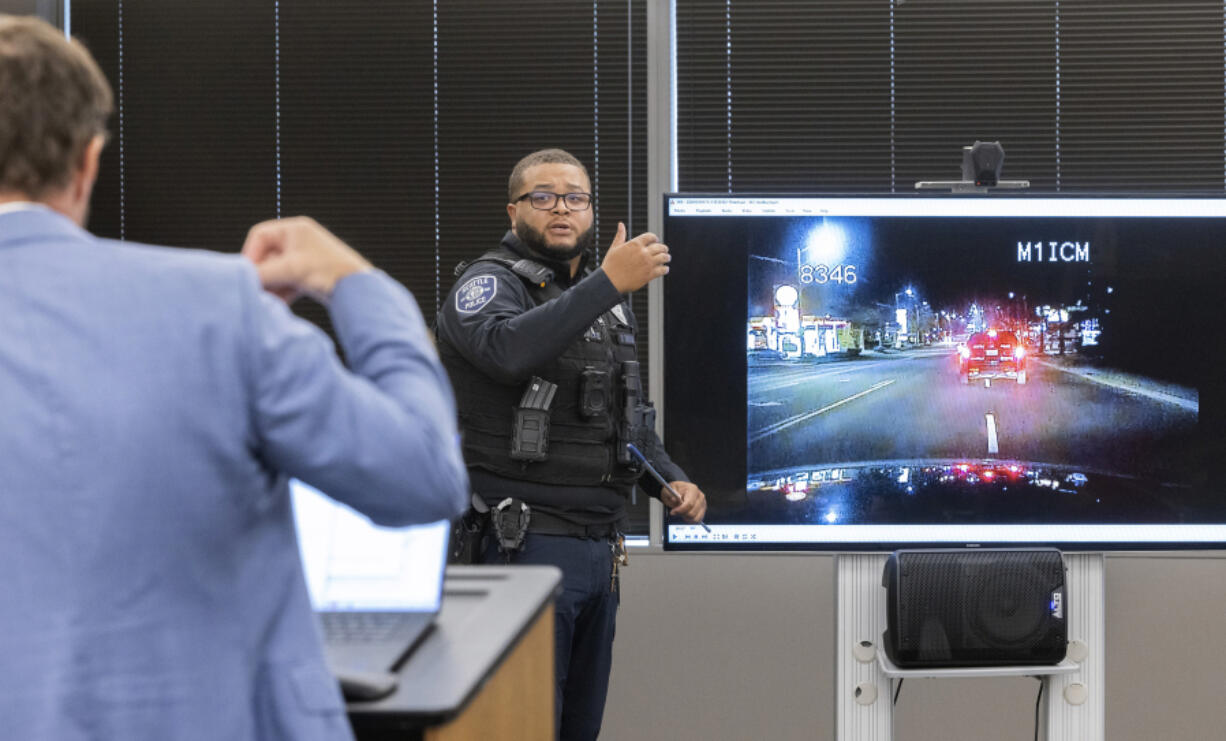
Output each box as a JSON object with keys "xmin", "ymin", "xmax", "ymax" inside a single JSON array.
[
  {"xmin": 985, "ymin": 413, "xmax": 999, "ymax": 455},
  {"xmin": 749, "ymin": 379, "xmax": 896, "ymax": 443}
]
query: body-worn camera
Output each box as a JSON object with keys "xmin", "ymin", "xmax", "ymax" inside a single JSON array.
[{"xmin": 579, "ymin": 367, "xmax": 611, "ymax": 418}]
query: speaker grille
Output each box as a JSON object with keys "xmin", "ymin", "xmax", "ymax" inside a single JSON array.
[{"xmin": 885, "ymin": 549, "xmax": 1066, "ymax": 667}]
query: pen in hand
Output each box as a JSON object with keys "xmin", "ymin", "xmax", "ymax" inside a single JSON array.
[{"xmin": 625, "ymin": 443, "xmax": 712, "ymax": 533}]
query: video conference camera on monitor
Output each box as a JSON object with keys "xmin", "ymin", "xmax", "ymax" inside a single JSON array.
[
  {"xmin": 962, "ymin": 140, "xmax": 1005, "ymax": 186},
  {"xmin": 916, "ymin": 140, "xmax": 1029, "ymax": 192}
]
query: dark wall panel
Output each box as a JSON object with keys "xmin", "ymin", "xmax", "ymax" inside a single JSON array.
[
  {"xmin": 278, "ymin": 1, "xmax": 434, "ymax": 323},
  {"xmin": 678, "ymin": 0, "xmax": 1226, "ymax": 195},
  {"xmin": 1059, "ymin": 1, "xmax": 1223, "ymax": 191},
  {"xmin": 110, "ymin": 0, "xmax": 274, "ymax": 250},
  {"xmin": 894, "ymin": 0, "xmax": 1057, "ymax": 189}
]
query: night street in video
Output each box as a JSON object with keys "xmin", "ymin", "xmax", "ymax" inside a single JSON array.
[
  {"xmin": 739, "ymin": 213, "xmax": 1212, "ymax": 523},
  {"xmin": 748, "ymin": 347, "xmax": 1196, "ymax": 482}
]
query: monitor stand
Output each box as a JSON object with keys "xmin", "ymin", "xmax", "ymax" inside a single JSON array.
[{"xmin": 834, "ymin": 553, "xmax": 1104, "ymax": 740}]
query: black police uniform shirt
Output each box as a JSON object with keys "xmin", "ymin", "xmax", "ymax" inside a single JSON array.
[{"xmin": 435, "ymin": 230, "xmax": 688, "ymax": 528}]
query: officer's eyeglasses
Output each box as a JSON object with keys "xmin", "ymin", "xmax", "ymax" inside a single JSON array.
[{"xmin": 514, "ymin": 191, "xmax": 593, "ymax": 211}]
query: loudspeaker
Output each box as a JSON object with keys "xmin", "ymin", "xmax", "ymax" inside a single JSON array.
[{"xmin": 882, "ymin": 549, "xmax": 1067, "ymax": 668}]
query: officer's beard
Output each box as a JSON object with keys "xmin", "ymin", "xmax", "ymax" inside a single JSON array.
[{"xmin": 515, "ymin": 218, "xmax": 595, "ymax": 263}]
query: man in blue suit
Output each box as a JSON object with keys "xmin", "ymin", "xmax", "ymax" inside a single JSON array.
[{"xmin": 0, "ymin": 15, "xmax": 468, "ymax": 740}]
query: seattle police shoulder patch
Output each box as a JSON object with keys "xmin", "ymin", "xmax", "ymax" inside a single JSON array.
[{"xmin": 456, "ymin": 275, "xmax": 498, "ymax": 314}]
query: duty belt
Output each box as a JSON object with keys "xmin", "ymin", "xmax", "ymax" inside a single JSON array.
[
  {"xmin": 473, "ymin": 493, "xmax": 621, "ymax": 540},
  {"xmin": 526, "ymin": 509, "xmax": 621, "ymax": 540}
]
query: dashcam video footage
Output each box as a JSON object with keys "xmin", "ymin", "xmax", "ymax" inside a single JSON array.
[{"xmin": 745, "ymin": 214, "xmax": 1213, "ymax": 527}]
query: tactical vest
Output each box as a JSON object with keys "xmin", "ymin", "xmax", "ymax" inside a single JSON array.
[{"xmin": 439, "ymin": 247, "xmax": 644, "ymax": 488}]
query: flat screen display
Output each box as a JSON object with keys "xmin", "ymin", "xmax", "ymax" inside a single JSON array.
[{"xmin": 662, "ymin": 195, "xmax": 1226, "ymax": 550}]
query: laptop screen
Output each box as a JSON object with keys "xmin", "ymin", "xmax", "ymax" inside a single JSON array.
[{"xmin": 290, "ymin": 479, "xmax": 449, "ymax": 612}]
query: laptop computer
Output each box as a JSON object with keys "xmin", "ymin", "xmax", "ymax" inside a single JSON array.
[{"xmin": 290, "ymin": 479, "xmax": 449, "ymax": 675}]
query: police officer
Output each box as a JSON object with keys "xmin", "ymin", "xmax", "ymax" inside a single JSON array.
[{"xmin": 436, "ymin": 148, "xmax": 706, "ymax": 740}]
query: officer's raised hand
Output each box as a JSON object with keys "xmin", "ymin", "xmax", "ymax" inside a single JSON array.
[{"xmin": 601, "ymin": 221, "xmax": 671, "ymax": 293}]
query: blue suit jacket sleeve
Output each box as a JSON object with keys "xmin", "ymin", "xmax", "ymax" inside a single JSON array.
[{"xmin": 243, "ymin": 268, "xmax": 469, "ymax": 526}]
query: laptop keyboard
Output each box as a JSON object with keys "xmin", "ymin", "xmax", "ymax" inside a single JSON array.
[{"xmin": 321, "ymin": 612, "xmax": 410, "ymax": 643}]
